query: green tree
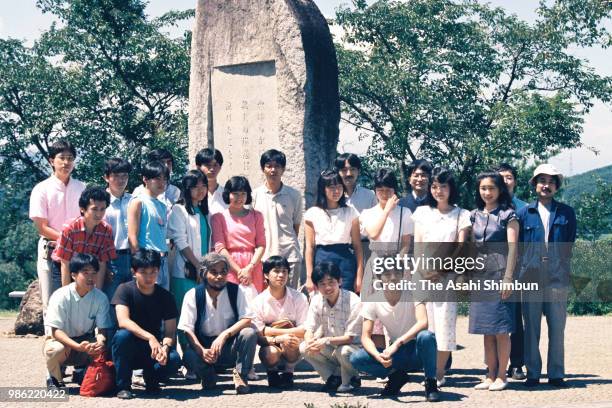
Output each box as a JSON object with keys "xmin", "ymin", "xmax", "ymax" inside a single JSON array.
[
  {"xmin": 0, "ymin": 0, "xmax": 194, "ymax": 304},
  {"xmin": 335, "ymin": 0, "xmax": 612, "ymax": 206},
  {"xmin": 571, "ymin": 179, "xmax": 612, "ymax": 240},
  {"xmin": 1, "ymin": 0, "xmax": 194, "ymax": 188}
]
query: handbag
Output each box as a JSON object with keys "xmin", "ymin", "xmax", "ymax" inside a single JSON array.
[{"xmin": 79, "ymin": 354, "xmax": 115, "ymax": 397}]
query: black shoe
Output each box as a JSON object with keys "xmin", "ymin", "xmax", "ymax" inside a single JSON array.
[
  {"xmin": 524, "ymin": 378, "xmax": 540, "ymax": 387},
  {"xmin": 350, "ymin": 376, "xmax": 362, "ymax": 389},
  {"xmin": 548, "ymin": 378, "xmax": 569, "ymax": 388},
  {"xmin": 145, "ymin": 383, "xmax": 161, "ymax": 394},
  {"xmin": 424, "ymin": 378, "xmax": 440, "ymax": 402},
  {"xmin": 201, "ymin": 377, "xmax": 217, "ymax": 390},
  {"xmin": 116, "ymin": 388, "xmax": 135, "ymax": 399},
  {"xmin": 323, "ymin": 375, "xmax": 341, "ymax": 392},
  {"xmin": 46, "ymin": 377, "xmax": 65, "ymax": 390},
  {"xmin": 280, "ymin": 372, "xmax": 294, "ymax": 388},
  {"xmin": 267, "ymin": 371, "xmax": 282, "ymax": 388},
  {"xmin": 508, "ymin": 367, "xmax": 527, "ymax": 381},
  {"xmin": 381, "ymin": 370, "xmax": 410, "ymax": 397}
]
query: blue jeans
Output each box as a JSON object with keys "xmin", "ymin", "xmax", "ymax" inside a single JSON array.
[
  {"xmin": 156, "ymin": 256, "xmax": 169, "ymax": 291},
  {"xmin": 111, "ymin": 329, "xmax": 181, "ymax": 390},
  {"xmin": 103, "ymin": 252, "xmax": 132, "ymax": 332},
  {"xmin": 350, "ymin": 330, "xmax": 437, "ymax": 378}
]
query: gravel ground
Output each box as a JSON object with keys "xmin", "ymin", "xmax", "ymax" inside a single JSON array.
[{"xmin": 1, "ymin": 316, "xmax": 611, "ymax": 408}]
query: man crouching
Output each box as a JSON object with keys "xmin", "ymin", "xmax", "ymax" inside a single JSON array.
[{"xmin": 178, "ymin": 253, "xmax": 257, "ymax": 394}]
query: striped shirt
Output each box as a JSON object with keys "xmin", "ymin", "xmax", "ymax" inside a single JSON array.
[{"xmin": 52, "ymin": 216, "xmax": 116, "ymax": 262}]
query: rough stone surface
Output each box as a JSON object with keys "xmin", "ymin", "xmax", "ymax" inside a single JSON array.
[
  {"xmin": 188, "ymin": 0, "xmax": 340, "ymax": 207},
  {"xmin": 13, "ymin": 280, "xmax": 44, "ymax": 336}
]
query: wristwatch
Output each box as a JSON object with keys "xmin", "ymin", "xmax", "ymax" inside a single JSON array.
[{"xmin": 324, "ymin": 338, "xmax": 332, "ymax": 346}]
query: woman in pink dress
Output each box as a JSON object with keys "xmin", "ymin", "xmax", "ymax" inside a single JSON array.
[{"xmin": 211, "ymin": 176, "xmax": 266, "ymax": 299}]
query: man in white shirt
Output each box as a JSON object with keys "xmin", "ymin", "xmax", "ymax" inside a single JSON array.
[
  {"xmin": 300, "ymin": 262, "xmax": 363, "ymax": 393},
  {"xmin": 252, "ymin": 149, "xmax": 304, "ymax": 288},
  {"xmin": 178, "ymin": 253, "xmax": 257, "ymax": 394},
  {"xmin": 350, "ymin": 268, "xmax": 440, "ymax": 401},
  {"xmin": 195, "ymin": 148, "xmax": 228, "ymax": 215},
  {"xmin": 252, "ymin": 256, "xmax": 309, "ymax": 388},
  {"xmin": 43, "ymin": 253, "xmax": 112, "ymax": 389},
  {"xmin": 335, "ymin": 153, "xmax": 377, "ymax": 213}
]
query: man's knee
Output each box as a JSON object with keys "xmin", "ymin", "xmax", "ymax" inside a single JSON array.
[
  {"xmin": 44, "ymin": 338, "xmax": 66, "ymax": 360},
  {"xmin": 238, "ymin": 327, "xmax": 257, "ymax": 345},
  {"xmin": 339, "ymin": 345, "xmax": 355, "ymax": 361},
  {"xmin": 112, "ymin": 329, "xmax": 134, "ymax": 350},
  {"xmin": 349, "ymin": 348, "xmax": 369, "ymax": 370},
  {"xmin": 416, "ymin": 330, "xmax": 435, "ymax": 346},
  {"xmin": 259, "ymin": 346, "xmax": 281, "ymax": 367}
]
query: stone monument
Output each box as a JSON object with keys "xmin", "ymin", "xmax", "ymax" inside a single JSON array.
[{"xmin": 188, "ymin": 0, "xmax": 340, "ymax": 206}]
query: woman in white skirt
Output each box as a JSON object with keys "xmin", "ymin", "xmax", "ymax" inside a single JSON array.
[{"xmin": 413, "ymin": 167, "xmax": 471, "ymax": 386}]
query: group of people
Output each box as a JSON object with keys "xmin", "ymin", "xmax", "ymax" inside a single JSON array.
[{"xmin": 30, "ymin": 139, "xmax": 576, "ymax": 401}]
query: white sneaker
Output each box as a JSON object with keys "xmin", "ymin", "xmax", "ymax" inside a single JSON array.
[
  {"xmin": 489, "ymin": 378, "xmax": 508, "ymax": 391},
  {"xmin": 474, "ymin": 378, "xmax": 493, "ymax": 390},
  {"xmin": 437, "ymin": 377, "xmax": 446, "ymax": 387},
  {"xmin": 247, "ymin": 368, "xmax": 259, "ymax": 381},
  {"xmin": 337, "ymin": 384, "xmax": 354, "ymax": 393}
]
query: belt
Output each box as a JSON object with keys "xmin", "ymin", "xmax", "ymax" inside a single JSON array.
[
  {"xmin": 541, "ymin": 256, "xmax": 549, "ymax": 262},
  {"xmin": 116, "ymin": 249, "xmax": 131, "ymax": 255}
]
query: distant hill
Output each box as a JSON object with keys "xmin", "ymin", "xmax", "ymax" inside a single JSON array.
[{"xmin": 563, "ymin": 165, "xmax": 612, "ymax": 202}]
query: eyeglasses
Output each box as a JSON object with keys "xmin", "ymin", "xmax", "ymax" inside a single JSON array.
[{"xmin": 203, "ymin": 268, "xmax": 229, "ymax": 277}]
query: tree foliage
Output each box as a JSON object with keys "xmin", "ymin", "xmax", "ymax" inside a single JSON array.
[
  {"xmin": 1, "ymin": 0, "xmax": 194, "ymax": 188},
  {"xmin": 335, "ymin": 0, "xmax": 612, "ymax": 206},
  {"xmin": 0, "ymin": 0, "xmax": 194, "ymax": 307}
]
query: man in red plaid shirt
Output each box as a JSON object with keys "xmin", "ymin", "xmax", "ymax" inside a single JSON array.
[{"xmin": 53, "ymin": 187, "xmax": 116, "ymax": 289}]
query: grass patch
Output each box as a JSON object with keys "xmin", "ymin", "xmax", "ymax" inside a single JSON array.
[{"xmin": 0, "ymin": 309, "xmax": 18, "ymax": 318}]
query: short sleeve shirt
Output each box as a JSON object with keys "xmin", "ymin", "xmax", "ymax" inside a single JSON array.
[
  {"xmin": 252, "ymin": 184, "xmax": 303, "ymax": 262},
  {"xmin": 361, "ymin": 293, "xmax": 422, "ymax": 342},
  {"xmin": 251, "ymin": 287, "xmax": 309, "ymax": 332},
  {"xmin": 304, "ymin": 289, "xmax": 362, "ymax": 344},
  {"xmin": 413, "ymin": 206, "xmax": 471, "ymax": 242},
  {"xmin": 345, "ymin": 185, "xmax": 377, "ymax": 214},
  {"xmin": 45, "ymin": 283, "xmax": 112, "ymax": 338},
  {"xmin": 304, "ymin": 206, "xmax": 359, "ymax": 245},
  {"xmin": 29, "ymin": 175, "xmax": 86, "ymax": 233},
  {"xmin": 52, "ymin": 216, "xmax": 116, "ymax": 262},
  {"xmin": 178, "ymin": 285, "xmax": 253, "ymax": 337},
  {"xmin": 111, "ymin": 281, "xmax": 177, "ymax": 339},
  {"xmin": 360, "ymin": 205, "xmax": 414, "ymax": 242}
]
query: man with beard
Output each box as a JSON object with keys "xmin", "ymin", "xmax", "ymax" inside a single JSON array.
[
  {"xmin": 517, "ymin": 164, "xmax": 576, "ymax": 388},
  {"xmin": 178, "ymin": 253, "xmax": 257, "ymax": 394}
]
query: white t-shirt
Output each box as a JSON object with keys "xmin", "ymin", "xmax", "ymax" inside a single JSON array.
[
  {"xmin": 178, "ymin": 285, "xmax": 253, "ymax": 337},
  {"xmin": 360, "ymin": 205, "xmax": 414, "ymax": 242},
  {"xmin": 208, "ymin": 184, "xmax": 229, "ymax": 215},
  {"xmin": 412, "ymin": 206, "xmax": 471, "ymax": 242},
  {"xmin": 361, "ymin": 292, "xmax": 423, "ymax": 342},
  {"xmin": 304, "ymin": 206, "xmax": 359, "ymax": 245},
  {"xmin": 537, "ymin": 202, "xmax": 551, "ymax": 244}
]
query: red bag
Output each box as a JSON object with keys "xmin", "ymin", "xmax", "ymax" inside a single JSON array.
[{"xmin": 79, "ymin": 355, "xmax": 115, "ymax": 397}]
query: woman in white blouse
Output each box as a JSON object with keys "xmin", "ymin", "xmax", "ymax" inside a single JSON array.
[
  {"xmin": 413, "ymin": 167, "xmax": 471, "ymax": 387},
  {"xmin": 360, "ymin": 168, "xmax": 414, "ymax": 299},
  {"xmin": 304, "ymin": 170, "xmax": 364, "ymax": 294},
  {"xmin": 167, "ymin": 169, "xmax": 211, "ymax": 306}
]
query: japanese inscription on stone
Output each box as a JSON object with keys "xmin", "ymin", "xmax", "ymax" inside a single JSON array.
[{"xmin": 211, "ymin": 61, "xmax": 279, "ymax": 180}]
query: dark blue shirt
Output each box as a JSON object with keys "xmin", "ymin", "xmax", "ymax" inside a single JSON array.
[
  {"xmin": 517, "ymin": 199, "xmax": 576, "ymax": 286},
  {"xmin": 399, "ymin": 191, "xmax": 428, "ymax": 213}
]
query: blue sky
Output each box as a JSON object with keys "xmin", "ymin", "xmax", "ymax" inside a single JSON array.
[{"xmin": 1, "ymin": 1, "xmax": 610, "ymax": 176}]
